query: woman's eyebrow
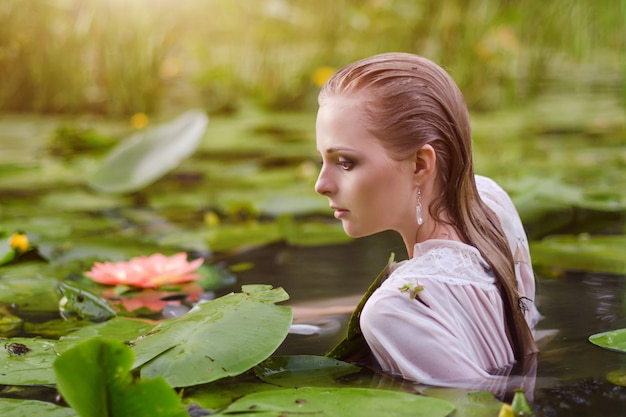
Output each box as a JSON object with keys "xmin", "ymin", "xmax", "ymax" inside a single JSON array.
[{"xmin": 324, "ymin": 147, "xmax": 354, "ymax": 154}]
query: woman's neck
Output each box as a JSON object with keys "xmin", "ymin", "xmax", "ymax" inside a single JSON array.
[{"xmin": 404, "ymin": 221, "xmax": 462, "ymax": 258}]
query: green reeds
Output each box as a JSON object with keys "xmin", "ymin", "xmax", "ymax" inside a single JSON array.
[{"xmin": 0, "ymin": 0, "xmax": 623, "ymax": 115}]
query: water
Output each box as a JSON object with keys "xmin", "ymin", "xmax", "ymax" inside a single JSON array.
[{"xmin": 226, "ymin": 232, "xmax": 626, "ymax": 416}]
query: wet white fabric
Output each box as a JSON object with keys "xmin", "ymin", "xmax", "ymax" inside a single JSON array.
[{"xmin": 360, "ymin": 175, "xmax": 540, "ymax": 386}]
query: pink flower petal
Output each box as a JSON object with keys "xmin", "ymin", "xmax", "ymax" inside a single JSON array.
[{"xmin": 85, "ymin": 253, "xmax": 204, "ymax": 288}]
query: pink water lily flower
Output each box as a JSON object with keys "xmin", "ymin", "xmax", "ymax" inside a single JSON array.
[{"xmin": 85, "ymin": 253, "xmax": 203, "ymax": 288}]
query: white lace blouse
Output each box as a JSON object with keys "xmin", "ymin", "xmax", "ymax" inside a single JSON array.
[{"xmin": 360, "ymin": 175, "xmax": 540, "ymax": 386}]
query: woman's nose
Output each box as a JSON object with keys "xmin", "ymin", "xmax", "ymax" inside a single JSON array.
[{"xmin": 314, "ymin": 166, "xmax": 334, "ymax": 196}]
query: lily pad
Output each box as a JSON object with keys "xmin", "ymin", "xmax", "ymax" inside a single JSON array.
[
  {"xmin": 589, "ymin": 328, "xmax": 626, "ymax": 353},
  {"xmin": 509, "ymin": 177, "xmax": 625, "ymax": 238},
  {"xmin": 88, "ymin": 110, "xmax": 208, "ymax": 194},
  {"xmin": 183, "ymin": 377, "xmax": 282, "ymax": 413},
  {"xmin": 277, "ymin": 215, "xmax": 353, "ymax": 247},
  {"xmin": 423, "ymin": 388, "xmax": 503, "ymax": 417},
  {"xmin": 0, "ymin": 277, "xmax": 60, "ymax": 314},
  {"xmin": 254, "ymin": 355, "xmax": 361, "ymax": 387},
  {"xmin": 131, "ymin": 285, "xmax": 292, "ymax": 387},
  {"xmin": 0, "ymin": 241, "xmax": 16, "ymax": 266},
  {"xmin": 213, "ymin": 386, "xmax": 455, "ymax": 417},
  {"xmin": 56, "ymin": 317, "xmax": 156, "ymax": 354},
  {"xmin": 0, "ymin": 337, "xmax": 58, "ymax": 385},
  {"xmin": 0, "ymin": 304, "xmax": 24, "ymax": 337},
  {"xmin": 23, "ymin": 318, "xmax": 90, "ymax": 339},
  {"xmin": 204, "ymin": 222, "xmax": 282, "ymax": 253},
  {"xmin": 0, "ymin": 398, "xmax": 78, "ymax": 417},
  {"xmin": 531, "ymin": 234, "xmax": 626, "ymax": 275},
  {"xmin": 606, "ymin": 369, "xmax": 626, "ymax": 386},
  {"xmin": 54, "ymin": 337, "xmax": 188, "ymax": 417}
]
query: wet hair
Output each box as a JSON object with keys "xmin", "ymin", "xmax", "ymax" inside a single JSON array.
[{"xmin": 319, "ymin": 52, "xmax": 537, "ymax": 362}]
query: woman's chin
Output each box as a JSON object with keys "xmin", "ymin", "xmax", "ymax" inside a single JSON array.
[{"xmin": 342, "ymin": 224, "xmax": 372, "ymax": 239}]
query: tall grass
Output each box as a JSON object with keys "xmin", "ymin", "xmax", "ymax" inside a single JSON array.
[
  {"xmin": 0, "ymin": 0, "xmax": 183, "ymax": 115},
  {"xmin": 0, "ymin": 0, "xmax": 623, "ymax": 115}
]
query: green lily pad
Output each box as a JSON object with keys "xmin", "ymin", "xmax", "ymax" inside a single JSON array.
[
  {"xmin": 131, "ymin": 285, "xmax": 292, "ymax": 387},
  {"xmin": 423, "ymin": 388, "xmax": 502, "ymax": 417},
  {"xmin": 0, "ymin": 305, "xmax": 24, "ymax": 337},
  {"xmin": 510, "ymin": 177, "xmax": 625, "ymax": 238},
  {"xmin": 23, "ymin": 318, "xmax": 90, "ymax": 339},
  {"xmin": 0, "ymin": 337, "xmax": 58, "ymax": 385},
  {"xmin": 254, "ymin": 355, "xmax": 361, "ymax": 387},
  {"xmin": 0, "ymin": 241, "xmax": 16, "ymax": 266},
  {"xmin": 0, "ymin": 398, "xmax": 78, "ymax": 417},
  {"xmin": 88, "ymin": 110, "xmax": 208, "ymax": 194},
  {"xmin": 0, "ymin": 277, "xmax": 60, "ymax": 314},
  {"xmin": 56, "ymin": 317, "xmax": 156, "ymax": 354},
  {"xmin": 183, "ymin": 377, "xmax": 282, "ymax": 413},
  {"xmin": 531, "ymin": 234, "xmax": 626, "ymax": 275},
  {"xmin": 54, "ymin": 337, "xmax": 188, "ymax": 417},
  {"xmin": 214, "ymin": 386, "xmax": 455, "ymax": 417},
  {"xmin": 423, "ymin": 388, "xmax": 503, "ymax": 417},
  {"xmin": 277, "ymin": 215, "xmax": 353, "ymax": 247},
  {"xmin": 606, "ymin": 369, "xmax": 626, "ymax": 386},
  {"xmin": 589, "ymin": 328, "xmax": 626, "ymax": 353},
  {"xmin": 204, "ymin": 222, "xmax": 282, "ymax": 253}
]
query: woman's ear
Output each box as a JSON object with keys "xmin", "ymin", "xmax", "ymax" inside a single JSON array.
[{"xmin": 413, "ymin": 144, "xmax": 437, "ymax": 180}]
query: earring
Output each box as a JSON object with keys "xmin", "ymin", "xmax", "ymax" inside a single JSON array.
[{"xmin": 416, "ymin": 186, "xmax": 423, "ymax": 225}]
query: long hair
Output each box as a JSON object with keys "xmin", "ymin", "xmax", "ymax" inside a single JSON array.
[{"xmin": 320, "ymin": 52, "xmax": 537, "ymax": 361}]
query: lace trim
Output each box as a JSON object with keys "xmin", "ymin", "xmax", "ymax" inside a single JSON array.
[{"xmin": 390, "ymin": 243, "xmax": 496, "ymax": 290}]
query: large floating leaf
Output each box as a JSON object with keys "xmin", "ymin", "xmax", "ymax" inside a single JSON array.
[
  {"xmin": 606, "ymin": 369, "xmax": 626, "ymax": 386},
  {"xmin": 531, "ymin": 234, "xmax": 626, "ymax": 275},
  {"xmin": 0, "ymin": 276, "xmax": 60, "ymax": 313},
  {"xmin": 0, "ymin": 240, "xmax": 16, "ymax": 266},
  {"xmin": 214, "ymin": 387, "xmax": 455, "ymax": 417},
  {"xmin": 0, "ymin": 304, "xmax": 23, "ymax": 337},
  {"xmin": 23, "ymin": 318, "xmax": 90, "ymax": 339},
  {"xmin": 510, "ymin": 177, "xmax": 625, "ymax": 238},
  {"xmin": 132, "ymin": 285, "xmax": 292, "ymax": 387},
  {"xmin": 0, "ymin": 337, "xmax": 58, "ymax": 385},
  {"xmin": 589, "ymin": 328, "xmax": 626, "ymax": 353},
  {"xmin": 88, "ymin": 110, "xmax": 208, "ymax": 193},
  {"xmin": 277, "ymin": 215, "xmax": 353, "ymax": 247},
  {"xmin": 183, "ymin": 377, "xmax": 282, "ymax": 413},
  {"xmin": 254, "ymin": 355, "xmax": 361, "ymax": 387},
  {"xmin": 0, "ymin": 398, "xmax": 78, "ymax": 417},
  {"xmin": 54, "ymin": 337, "xmax": 188, "ymax": 417},
  {"xmin": 423, "ymin": 388, "xmax": 503, "ymax": 417},
  {"xmin": 56, "ymin": 317, "xmax": 156, "ymax": 354}
]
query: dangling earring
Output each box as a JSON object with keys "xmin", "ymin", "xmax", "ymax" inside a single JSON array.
[{"xmin": 416, "ymin": 185, "xmax": 423, "ymax": 226}]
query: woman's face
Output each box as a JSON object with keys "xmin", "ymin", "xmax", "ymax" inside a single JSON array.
[{"xmin": 315, "ymin": 96, "xmax": 417, "ymax": 238}]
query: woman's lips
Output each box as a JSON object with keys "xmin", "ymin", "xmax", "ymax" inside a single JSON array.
[{"xmin": 331, "ymin": 207, "xmax": 348, "ymax": 219}]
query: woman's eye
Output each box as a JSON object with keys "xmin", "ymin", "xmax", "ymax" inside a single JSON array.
[{"xmin": 337, "ymin": 159, "xmax": 354, "ymax": 170}]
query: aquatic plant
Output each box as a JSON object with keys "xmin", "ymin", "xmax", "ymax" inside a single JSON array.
[{"xmin": 85, "ymin": 253, "xmax": 203, "ymax": 289}]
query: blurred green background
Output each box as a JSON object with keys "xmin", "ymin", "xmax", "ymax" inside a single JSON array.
[{"xmin": 1, "ymin": 0, "xmax": 624, "ymax": 116}]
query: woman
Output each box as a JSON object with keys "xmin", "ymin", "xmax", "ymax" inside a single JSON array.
[{"xmin": 314, "ymin": 52, "xmax": 540, "ymax": 386}]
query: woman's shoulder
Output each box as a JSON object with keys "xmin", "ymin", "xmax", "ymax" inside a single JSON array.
[
  {"xmin": 384, "ymin": 240, "xmax": 497, "ymax": 290},
  {"xmin": 475, "ymin": 175, "xmax": 515, "ymax": 208},
  {"xmin": 474, "ymin": 174, "xmax": 529, "ymax": 253}
]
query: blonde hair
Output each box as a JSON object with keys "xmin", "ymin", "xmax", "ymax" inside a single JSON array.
[{"xmin": 320, "ymin": 52, "xmax": 537, "ymax": 361}]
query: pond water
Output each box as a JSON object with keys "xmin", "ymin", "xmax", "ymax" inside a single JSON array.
[
  {"xmin": 226, "ymin": 233, "xmax": 626, "ymax": 416},
  {"xmin": 0, "ymin": 97, "xmax": 625, "ymax": 416}
]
